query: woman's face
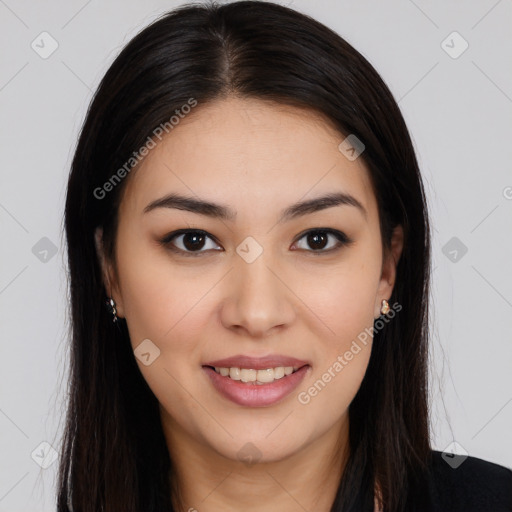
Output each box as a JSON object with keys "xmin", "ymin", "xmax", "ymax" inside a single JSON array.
[{"xmin": 98, "ymin": 97, "xmax": 402, "ymax": 465}]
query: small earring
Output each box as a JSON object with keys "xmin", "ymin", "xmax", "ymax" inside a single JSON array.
[
  {"xmin": 380, "ymin": 299, "xmax": 390, "ymax": 315},
  {"xmin": 105, "ymin": 297, "xmax": 118, "ymax": 323}
]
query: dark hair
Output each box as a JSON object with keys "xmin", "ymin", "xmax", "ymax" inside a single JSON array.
[{"xmin": 59, "ymin": 1, "xmax": 432, "ymax": 510}]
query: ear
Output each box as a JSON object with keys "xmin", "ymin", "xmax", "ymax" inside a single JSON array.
[
  {"xmin": 94, "ymin": 227, "xmax": 125, "ymax": 318},
  {"xmin": 374, "ymin": 224, "xmax": 404, "ymax": 319}
]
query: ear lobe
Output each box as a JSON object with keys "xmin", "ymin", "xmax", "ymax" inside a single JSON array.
[
  {"xmin": 94, "ymin": 227, "xmax": 124, "ymax": 317},
  {"xmin": 375, "ymin": 225, "xmax": 404, "ymax": 318}
]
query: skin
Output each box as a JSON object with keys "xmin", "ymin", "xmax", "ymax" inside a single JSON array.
[{"xmin": 96, "ymin": 96, "xmax": 403, "ymax": 512}]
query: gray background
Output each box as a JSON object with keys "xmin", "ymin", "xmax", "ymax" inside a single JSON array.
[{"xmin": 1, "ymin": 0, "xmax": 511, "ymax": 510}]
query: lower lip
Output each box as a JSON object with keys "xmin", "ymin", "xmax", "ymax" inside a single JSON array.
[{"xmin": 202, "ymin": 365, "xmax": 310, "ymax": 407}]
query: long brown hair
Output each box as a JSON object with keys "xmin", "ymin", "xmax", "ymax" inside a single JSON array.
[{"xmin": 59, "ymin": 1, "xmax": 432, "ymax": 510}]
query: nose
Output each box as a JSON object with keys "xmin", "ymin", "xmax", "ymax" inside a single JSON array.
[{"xmin": 220, "ymin": 253, "xmax": 296, "ymax": 338}]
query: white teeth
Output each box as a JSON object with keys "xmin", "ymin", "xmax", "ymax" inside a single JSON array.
[
  {"xmin": 229, "ymin": 367, "xmax": 241, "ymax": 380},
  {"xmin": 240, "ymin": 369, "xmax": 257, "ymax": 382},
  {"xmin": 256, "ymin": 368, "xmax": 275, "ymax": 383},
  {"xmin": 273, "ymin": 367, "xmax": 285, "ymax": 379},
  {"xmin": 212, "ymin": 365, "xmax": 300, "ymax": 384}
]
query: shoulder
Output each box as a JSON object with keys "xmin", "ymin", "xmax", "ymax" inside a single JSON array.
[{"xmin": 426, "ymin": 449, "xmax": 512, "ymax": 511}]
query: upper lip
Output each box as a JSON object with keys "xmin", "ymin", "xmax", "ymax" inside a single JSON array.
[{"xmin": 202, "ymin": 354, "xmax": 310, "ymax": 370}]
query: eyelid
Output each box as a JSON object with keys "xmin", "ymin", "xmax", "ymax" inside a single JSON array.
[{"xmin": 159, "ymin": 228, "xmax": 352, "ymax": 256}]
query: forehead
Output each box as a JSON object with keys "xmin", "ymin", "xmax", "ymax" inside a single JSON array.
[{"xmin": 120, "ymin": 97, "xmax": 378, "ymax": 223}]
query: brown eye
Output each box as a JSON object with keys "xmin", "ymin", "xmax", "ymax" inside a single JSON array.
[
  {"xmin": 306, "ymin": 232, "xmax": 329, "ymax": 250},
  {"xmin": 293, "ymin": 229, "xmax": 352, "ymax": 253},
  {"xmin": 181, "ymin": 232, "xmax": 207, "ymax": 251},
  {"xmin": 160, "ymin": 229, "xmax": 222, "ymax": 256}
]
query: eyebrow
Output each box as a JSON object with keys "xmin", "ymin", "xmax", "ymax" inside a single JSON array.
[{"xmin": 143, "ymin": 191, "xmax": 367, "ymax": 222}]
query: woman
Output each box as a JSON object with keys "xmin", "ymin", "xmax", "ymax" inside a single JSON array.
[{"xmin": 59, "ymin": 1, "xmax": 512, "ymax": 511}]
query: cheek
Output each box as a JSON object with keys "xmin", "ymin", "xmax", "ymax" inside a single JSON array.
[
  {"xmin": 293, "ymin": 255, "xmax": 380, "ymax": 341},
  {"xmin": 117, "ymin": 263, "xmax": 209, "ymax": 426},
  {"xmin": 292, "ymin": 256, "xmax": 379, "ymax": 415},
  {"xmin": 115, "ymin": 231, "xmax": 209, "ymax": 345},
  {"xmin": 295, "ymin": 298, "xmax": 375, "ymax": 428},
  {"xmin": 115, "ymin": 239, "xmax": 217, "ymax": 403}
]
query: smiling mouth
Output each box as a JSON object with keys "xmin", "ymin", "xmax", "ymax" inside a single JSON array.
[
  {"xmin": 202, "ymin": 364, "xmax": 311, "ymax": 407},
  {"xmin": 203, "ymin": 365, "xmax": 305, "ymax": 385}
]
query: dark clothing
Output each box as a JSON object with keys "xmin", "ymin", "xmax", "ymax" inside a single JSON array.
[{"xmin": 414, "ymin": 450, "xmax": 512, "ymax": 511}]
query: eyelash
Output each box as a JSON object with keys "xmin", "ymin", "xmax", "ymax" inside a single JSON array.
[{"xmin": 158, "ymin": 228, "xmax": 353, "ymax": 257}]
